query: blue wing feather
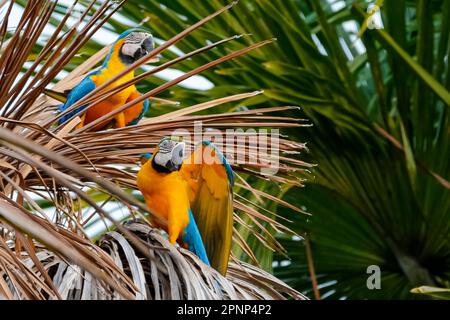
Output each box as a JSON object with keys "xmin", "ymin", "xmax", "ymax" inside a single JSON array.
[
  {"xmin": 58, "ymin": 72, "xmax": 98, "ymax": 124},
  {"xmin": 182, "ymin": 209, "xmax": 210, "ymax": 266}
]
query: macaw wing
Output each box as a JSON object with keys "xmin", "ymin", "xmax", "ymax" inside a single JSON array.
[
  {"xmin": 58, "ymin": 73, "xmax": 97, "ymax": 124},
  {"xmin": 127, "ymin": 96, "xmax": 149, "ymax": 126},
  {"xmin": 180, "ymin": 141, "xmax": 234, "ymax": 275},
  {"xmin": 182, "ymin": 209, "xmax": 210, "ymax": 267}
]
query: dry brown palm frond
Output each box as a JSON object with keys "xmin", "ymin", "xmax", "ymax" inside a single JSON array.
[
  {"xmin": 0, "ymin": 0, "xmax": 310, "ymax": 300},
  {"xmin": 2, "ymin": 220, "xmax": 306, "ymax": 300}
]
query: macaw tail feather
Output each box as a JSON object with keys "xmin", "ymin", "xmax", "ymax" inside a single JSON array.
[
  {"xmin": 57, "ymin": 104, "xmax": 70, "ymax": 124},
  {"xmin": 182, "ymin": 209, "xmax": 210, "ymax": 266}
]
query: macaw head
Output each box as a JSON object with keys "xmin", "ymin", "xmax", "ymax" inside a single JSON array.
[
  {"xmin": 117, "ymin": 29, "xmax": 154, "ymax": 65},
  {"xmin": 152, "ymin": 137, "xmax": 186, "ymax": 173}
]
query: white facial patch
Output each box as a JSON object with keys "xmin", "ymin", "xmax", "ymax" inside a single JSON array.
[
  {"xmin": 154, "ymin": 151, "xmax": 172, "ymax": 167},
  {"xmin": 121, "ymin": 43, "xmax": 140, "ymax": 57},
  {"xmin": 121, "ymin": 32, "xmax": 152, "ymax": 58},
  {"xmin": 153, "ymin": 140, "xmax": 185, "ymax": 169}
]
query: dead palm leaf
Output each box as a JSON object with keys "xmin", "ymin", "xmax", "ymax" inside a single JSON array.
[
  {"xmin": 0, "ymin": 0, "xmax": 310, "ymax": 299},
  {"xmin": 2, "ymin": 220, "xmax": 306, "ymax": 300}
]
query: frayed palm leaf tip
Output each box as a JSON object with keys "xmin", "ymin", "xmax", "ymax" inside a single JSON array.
[
  {"xmin": 97, "ymin": 221, "xmax": 307, "ymax": 300},
  {"xmin": 1, "ymin": 221, "xmax": 306, "ymax": 300},
  {"xmin": 0, "ymin": 0, "xmax": 311, "ymax": 300}
]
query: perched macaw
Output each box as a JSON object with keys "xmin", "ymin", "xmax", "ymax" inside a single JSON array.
[
  {"xmin": 58, "ymin": 28, "xmax": 154, "ymax": 130},
  {"xmin": 137, "ymin": 137, "xmax": 234, "ymax": 275}
]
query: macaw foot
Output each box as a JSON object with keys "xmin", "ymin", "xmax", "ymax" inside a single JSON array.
[{"xmin": 179, "ymin": 241, "xmax": 189, "ymax": 250}]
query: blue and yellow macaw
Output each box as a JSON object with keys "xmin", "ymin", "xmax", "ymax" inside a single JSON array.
[
  {"xmin": 58, "ymin": 29, "xmax": 154, "ymax": 130},
  {"xmin": 137, "ymin": 138, "xmax": 234, "ymax": 275}
]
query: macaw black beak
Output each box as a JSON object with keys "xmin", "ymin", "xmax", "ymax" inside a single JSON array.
[
  {"xmin": 129, "ymin": 35, "xmax": 156, "ymax": 61},
  {"xmin": 142, "ymin": 35, "xmax": 160, "ymax": 63},
  {"xmin": 133, "ymin": 46, "xmax": 147, "ymax": 60},
  {"xmin": 165, "ymin": 161, "xmax": 181, "ymax": 172},
  {"xmin": 142, "ymin": 36, "xmax": 154, "ymax": 54},
  {"xmin": 167, "ymin": 142, "xmax": 185, "ymax": 171}
]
